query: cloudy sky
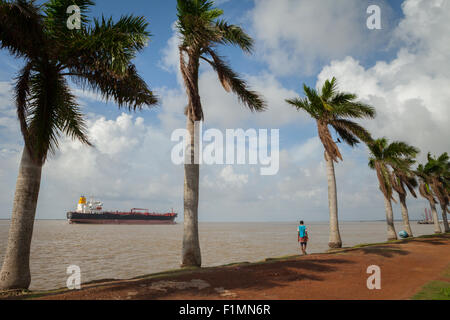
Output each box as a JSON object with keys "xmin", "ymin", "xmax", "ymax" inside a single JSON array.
[{"xmin": 0, "ymin": 0, "xmax": 448, "ymax": 221}]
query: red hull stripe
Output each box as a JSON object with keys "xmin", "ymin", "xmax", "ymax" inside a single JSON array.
[{"xmin": 68, "ymin": 219, "xmax": 176, "ymax": 225}]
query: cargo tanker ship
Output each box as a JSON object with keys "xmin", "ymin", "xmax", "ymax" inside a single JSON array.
[{"xmin": 67, "ymin": 196, "xmax": 177, "ymax": 225}]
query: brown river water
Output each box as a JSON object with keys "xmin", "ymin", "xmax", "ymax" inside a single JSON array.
[{"xmin": 0, "ymin": 220, "xmax": 440, "ymax": 290}]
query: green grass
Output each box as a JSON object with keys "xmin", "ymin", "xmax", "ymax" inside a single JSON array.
[
  {"xmin": 412, "ymin": 281, "xmax": 450, "ymax": 300},
  {"xmin": 412, "ymin": 266, "xmax": 450, "ymax": 300}
]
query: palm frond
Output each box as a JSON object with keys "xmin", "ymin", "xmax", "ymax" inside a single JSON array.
[
  {"xmin": 14, "ymin": 61, "xmax": 33, "ymax": 154},
  {"xmin": 331, "ymin": 119, "xmax": 373, "ymax": 145},
  {"xmin": 53, "ymin": 77, "xmax": 91, "ymax": 146},
  {"xmin": 215, "ymin": 19, "xmax": 253, "ymax": 53},
  {"xmin": 0, "ymin": 0, "xmax": 45, "ymax": 59},
  {"xmin": 369, "ymin": 138, "xmax": 419, "ymax": 202},
  {"xmin": 202, "ymin": 50, "xmax": 265, "ymax": 112},
  {"xmin": 43, "ymin": 0, "xmax": 93, "ymax": 35},
  {"xmin": 289, "ymin": 77, "xmax": 376, "ymax": 162},
  {"xmin": 176, "ymin": 0, "xmax": 223, "ymax": 47},
  {"xmin": 391, "ymin": 163, "xmax": 418, "ymax": 198},
  {"xmin": 25, "ymin": 69, "xmax": 92, "ymax": 163},
  {"xmin": 63, "ymin": 14, "xmax": 150, "ymax": 76},
  {"xmin": 285, "ymin": 97, "xmax": 319, "ymax": 119},
  {"xmin": 25, "ymin": 66, "xmax": 62, "ymax": 162},
  {"xmin": 321, "ymin": 77, "xmax": 337, "ymax": 101},
  {"xmin": 384, "ymin": 141, "xmax": 419, "ymax": 160},
  {"xmin": 419, "ymin": 181, "xmax": 436, "ymax": 204},
  {"xmin": 331, "ymin": 101, "xmax": 376, "ymax": 119},
  {"xmin": 423, "ymin": 153, "xmax": 450, "ymax": 209},
  {"xmin": 303, "ymin": 85, "xmax": 324, "ymax": 114},
  {"xmin": 71, "ymin": 64, "xmax": 158, "ymax": 111}
]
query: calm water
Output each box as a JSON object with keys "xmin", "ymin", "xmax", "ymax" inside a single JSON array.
[{"xmin": 0, "ymin": 220, "xmax": 439, "ymax": 290}]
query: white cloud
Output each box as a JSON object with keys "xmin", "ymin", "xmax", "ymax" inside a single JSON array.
[
  {"xmin": 317, "ymin": 0, "xmax": 450, "ymax": 161},
  {"xmin": 219, "ymin": 166, "xmax": 249, "ymax": 188},
  {"xmin": 159, "ymin": 22, "xmax": 184, "ymax": 87},
  {"xmin": 250, "ymin": 0, "xmax": 394, "ymax": 76},
  {"xmin": 88, "ymin": 114, "xmax": 145, "ymax": 155},
  {"xmin": 72, "ymin": 88, "xmax": 108, "ymax": 106},
  {"xmin": 0, "ymin": 82, "xmax": 13, "ymax": 115}
]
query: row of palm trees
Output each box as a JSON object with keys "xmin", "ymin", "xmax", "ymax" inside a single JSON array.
[
  {"xmin": 286, "ymin": 79, "xmax": 449, "ymax": 248},
  {"xmin": 0, "ymin": 0, "xmax": 448, "ymax": 291}
]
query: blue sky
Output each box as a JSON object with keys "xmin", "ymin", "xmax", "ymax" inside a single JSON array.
[{"xmin": 0, "ymin": 0, "xmax": 448, "ymax": 222}]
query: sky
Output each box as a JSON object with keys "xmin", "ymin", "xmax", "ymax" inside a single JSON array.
[{"xmin": 0, "ymin": 0, "xmax": 449, "ymax": 221}]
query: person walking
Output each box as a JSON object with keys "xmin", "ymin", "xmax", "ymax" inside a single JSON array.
[{"xmin": 298, "ymin": 221, "xmax": 309, "ymax": 255}]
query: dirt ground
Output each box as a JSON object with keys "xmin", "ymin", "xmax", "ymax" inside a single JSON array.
[{"xmin": 24, "ymin": 234, "xmax": 450, "ymax": 300}]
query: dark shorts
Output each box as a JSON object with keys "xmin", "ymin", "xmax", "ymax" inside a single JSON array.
[{"xmin": 299, "ymin": 237, "xmax": 308, "ymax": 244}]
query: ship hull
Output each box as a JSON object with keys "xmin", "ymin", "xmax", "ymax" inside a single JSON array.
[{"xmin": 67, "ymin": 212, "xmax": 177, "ymax": 225}]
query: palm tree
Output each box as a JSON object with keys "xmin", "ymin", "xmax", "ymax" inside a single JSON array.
[
  {"xmin": 368, "ymin": 138, "xmax": 420, "ymax": 240},
  {"xmin": 439, "ymin": 154, "xmax": 450, "ymax": 217},
  {"xmin": 416, "ymin": 164, "xmax": 443, "ymax": 234},
  {"xmin": 390, "ymin": 158, "xmax": 418, "ymax": 237},
  {"xmin": 419, "ymin": 153, "xmax": 449, "ymax": 232},
  {"xmin": 286, "ymin": 77, "xmax": 375, "ymax": 248},
  {"xmin": 176, "ymin": 0, "xmax": 265, "ymax": 267},
  {"xmin": 0, "ymin": 0, "xmax": 157, "ymax": 290}
]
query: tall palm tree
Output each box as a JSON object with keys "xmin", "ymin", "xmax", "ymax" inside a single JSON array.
[
  {"xmin": 368, "ymin": 138, "xmax": 420, "ymax": 240},
  {"xmin": 416, "ymin": 163, "xmax": 442, "ymax": 234},
  {"xmin": 176, "ymin": 0, "xmax": 265, "ymax": 267},
  {"xmin": 286, "ymin": 78, "xmax": 375, "ymax": 248},
  {"xmin": 439, "ymin": 154, "xmax": 450, "ymax": 217},
  {"xmin": 0, "ymin": 0, "xmax": 157, "ymax": 290},
  {"xmin": 420, "ymin": 153, "xmax": 449, "ymax": 232},
  {"xmin": 390, "ymin": 158, "xmax": 418, "ymax": 237}
]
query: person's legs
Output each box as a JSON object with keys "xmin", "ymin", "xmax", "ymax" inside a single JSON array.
[
  {"xmin": 301, "ymin": 242, "xmax": 306, "ymax": 255},
  {"xmin": 301, "ymin": 242, "xmax": 307, "ymax": 255}
]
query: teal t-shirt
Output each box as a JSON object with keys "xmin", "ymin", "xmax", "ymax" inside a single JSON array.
[{"xmin": 298, "ymin": 225, "xmax": 306, "ymax": 237}]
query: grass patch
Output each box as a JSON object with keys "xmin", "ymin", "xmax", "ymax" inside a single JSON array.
[
  {"xmin": 352, "ymin": 240, "xmax": 399, "ymax": 248},
  {"xmin": 132, "ymin": 267, "xmax": 199, "ymax": 281},
  {"xmin": 265, "ymin": 255, "xmax": 300, "ymax": 262},
  {"xmin": 412, "ymin": 281, "xmax": 450, "ymax": 300},
  {"xmin": 412, "ymin": 265, "xmax": 450, "ymax": 300},
  {"xmin": 0, "ymin": 288, "xmax": 68, "ymax": 300}
]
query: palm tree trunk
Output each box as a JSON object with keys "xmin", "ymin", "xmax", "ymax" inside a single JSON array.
[
  {"xmin": 0, "ymin": 147, "xmax": 42, "ymax": 290},
  {"xmin": 440, "ymin": 204, "xmax": 449, "ymax": 233},
  {"xmin": 181, "ymin": 115, "xmax": 201, "ymax": 267},
  {"xmin": 429, "ymin": 202, "xmax": 442, "ymax": 234},
  {"xmin": 325, "ymin": 151, "xmax": 342, "ymax": 248},
  {"xmin": 399, "ymin": 194, "xmax": 413, "ymax": 237},
  {"xmin": 383, "ymin": 193, "xmax": 397, "ymax": 240}
]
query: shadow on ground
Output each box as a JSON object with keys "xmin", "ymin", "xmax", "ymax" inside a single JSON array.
[
  {"xmin": 359, "ymin": 246, "xmax": 410, "ymax": 258},
  {"xmin": 39, "ymin": 257, "xmax": 356, "ymax": 300}
]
